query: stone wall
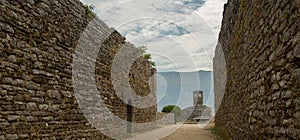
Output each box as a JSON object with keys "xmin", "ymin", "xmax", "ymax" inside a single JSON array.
[
  {"xmin": 214, "ymin": 0, "xmax": 300, "ymax": 139},
  {"xmin": 156, "ymin": 113, "xmax": 175, "ymax": 125},
  {"xmin": 0, "ymin": 0, "xmax": 157, "ymax": 139},
  {"xmin": 213, "ymin": 43, "xmax": 226, "ymax": 113}
]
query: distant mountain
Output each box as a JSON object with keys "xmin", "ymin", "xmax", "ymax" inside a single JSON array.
[{"xmin": 156, "ymin": 70, "xmax": 214, "ymax": 112}]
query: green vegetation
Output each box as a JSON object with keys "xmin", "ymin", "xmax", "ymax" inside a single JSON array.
[
  {"xmin": 209, "ymin": 126, "xmax": 228, "ymax": 140},
  {"xmin": 85, "ymin": 4, "xmax": 95, "ymax": 18},
  {"xmin": 137, "ymin": 45, "xmax": 156, "ymax": 67},
  {"xmin": 161, "ymin": 105, "xmax": 181, "ymax": 121}
]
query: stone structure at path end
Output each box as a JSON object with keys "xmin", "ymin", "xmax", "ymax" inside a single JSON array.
[{"xmin": 179, "ymin": 90, "xmax": 211, "ymax": 122}]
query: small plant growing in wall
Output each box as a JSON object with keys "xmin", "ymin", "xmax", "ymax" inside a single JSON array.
[
  {"xmin": 137, "ymin": 45, "xmax": 156, "ymax": 67},
  {"xmin": 85, "ymin": 4, "xmax": 95, "ymax": 18}
]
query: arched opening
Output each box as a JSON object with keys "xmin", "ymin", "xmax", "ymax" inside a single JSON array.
[{"xmin": 127, "ymin": 100, "xmax": 133, "ymax": 133}]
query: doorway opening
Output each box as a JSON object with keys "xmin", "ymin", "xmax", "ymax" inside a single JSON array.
[{"xmin": 127, "ymin": 100, "xmax": 133, "ymax": 133}]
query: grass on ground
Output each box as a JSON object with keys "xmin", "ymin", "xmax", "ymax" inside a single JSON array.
[{"xmin": 208, "ymin": 126, "xmax": 228, "ymax": 140}]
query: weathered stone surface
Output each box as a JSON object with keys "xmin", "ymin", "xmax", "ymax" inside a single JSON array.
[
  {"xmin": 22, "ymin": 73, "xmax": 31, "ymax": 81},
  {"xmin": 26, "ymin": 102, "xmax": 37, "ymax": 111},
  {"xmin": 26, "ymin": 116, "xmax": 35, "ymax": 122},
  {"xmin": 156, "ymin": 113, "xmax": 175, "ymax": 125},
  {"xmin": 42, "ymin": 116, "xmax": 53, "ymax": 122},
  {"xmin": 33, "ymin": 61, "xmax": 43, "ymax": 69},
  {"xmin": 0, "ymin": 122, "xmax": 10, "ymax": 128},
  {"xmin": 11, "ymin": 79, "xmax": 25, "ymax": 87},
  {"xmin": 5, "ymin": 134, "xmax": 18, "ymax": 140},
  {"xmin": 48, "ymin": 105, "xmax": 60, "ymax": 112},
  {"xmin": 2, "ymin": 77, "xmax": 13, "ymax": 84},
  {"xmin": 39, "ymin": 104, "xmax": 49, "ymax": 111},
  {"xmin": 7, "ymin": 115, "xmax": 18, "ymax": 121},
  {"xmin": 291, "ymin": 69, "xmax": 300, "ymax": 84},
  {"xmin": 25, "ymin": 81, "xmax": 40, "ymax": 90},
  {"xmin": 214, "ymin": 0, "xmax": 300, "ymax": 139},
  {"xmin": 7, "ymin": 55, "xmax": 17, "ymax": 63},
  {"xmin": 47, "ymin": 90, "xmax": 61, "ymax": 99},
  {"xmin": 19, "ymin": 134, "xmax": 29, "ymax": 139},
  {"xmin": 1, "ymin": 0, "xmax": 157, "ymax": 139},
  {"xmin": 294, "ymin": 45, "xmax": 300, "ymax": 58}
]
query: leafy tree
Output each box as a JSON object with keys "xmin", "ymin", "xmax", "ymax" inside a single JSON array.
[
  {"xmin": 161, "ymin": 105, "xmax": 181, "ymax": 121},
  {"xmin": 137, "ymin": 46, "xmax": 156, "ymax": 67}
]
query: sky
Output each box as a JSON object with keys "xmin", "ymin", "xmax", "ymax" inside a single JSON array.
[{"xmin": 80, "ymin": 0, "xmax": 227, "ymax": 72}]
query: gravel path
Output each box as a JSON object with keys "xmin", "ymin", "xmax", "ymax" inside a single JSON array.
[
  {"xmin": 126, "ymin": 124, "xmax": 215, "ymax": 140},
  {"xmin": 160, "ymin": 124, "xmax": 215, "ymax": 140}
]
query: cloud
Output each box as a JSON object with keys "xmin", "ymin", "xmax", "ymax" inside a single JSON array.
[
  {"xmin": 80, "ymin": 0, "xmax": 226, "ymax": 72},
  {"xmin": 152, "ymin": 0, "xmax": 205, "ymax": 15},
  {"xmin": 119, "ymin": 19, "xmax": 189, "ymax": 41},
  {"xmin": 195, "ymin": 0, "xmax": 227, "ymax": 36}
]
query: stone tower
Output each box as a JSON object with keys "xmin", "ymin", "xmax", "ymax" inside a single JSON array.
[{"xmin": 193, "ymin": 90, "xmax": 203, "ymax": 106}]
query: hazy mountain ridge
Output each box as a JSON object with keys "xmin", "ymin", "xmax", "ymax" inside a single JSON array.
[{"xmin": 157, "ymin": 70, "xmax": 214, "ymax": 111}]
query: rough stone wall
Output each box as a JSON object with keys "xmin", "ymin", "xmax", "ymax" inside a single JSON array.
[
  {"xmin": 156, "ymin": 113, "xmax": 175, "ymax": 125},
  {"xmin": 215, "ymin": 0, "xmax": 300, "ymax": 139},
  {"xmin": 95, "ymin": 31, "xmax": 157, "ymax": 134},
  {"xmin": 0, "ymin": 0, "xmax": 157, "ymax": 139},
  {"xmin": 213, "ymin": 43, "xmax": 226, "ymax": 113}
]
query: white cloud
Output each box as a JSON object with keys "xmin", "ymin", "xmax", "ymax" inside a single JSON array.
[
  {"xmin": 80, "ymin": 0, "xmax": 226, "ymax": 72},
  {"xmin": 195, "ymin": 0, "xmax": 227, "ymax": 36}
]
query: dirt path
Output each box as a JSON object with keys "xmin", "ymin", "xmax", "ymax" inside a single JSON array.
[
  {"xmin": 126, "ymin": 124, "xmax": 215, "ymax": 140},
  {"xmin": 160, "ymin": 124, "xmax": 215, "ymax": 140}
]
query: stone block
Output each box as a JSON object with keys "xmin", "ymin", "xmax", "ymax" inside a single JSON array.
[
  {"xmin": 39, "ymin": 104, "xmax": 49, "ymax": 111},
  {"xmin": 291, "ymin": 68, "xmax": 300, "ymax": 85},
  {"xmin": 2, "ymin": 77, "xmax": 13, "ymax": 84},
  {"xmin": 5, "ymin": 134, "xmax": 18, "ymax": 140},
  {"xmin": 27, "ymin": 102, "xmax": 37, "ymax": 111},
  {"xmin": 7, "ymin": 55, "xmax": 17, "ymax": 63},
  {"xmin": 294, "ymin": 45, "xmax": 300, "ymax": 58},
  {"xmin": 7, "ymin": 115, "xmax": 18, "ymax": 121}
]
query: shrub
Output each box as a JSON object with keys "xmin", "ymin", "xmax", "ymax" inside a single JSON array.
[
  {"xmin": 85, "ymin": 4, "xmax": 95, "ymax": 18},
  {"xmin": 161, "ymin": 105, "xmax": 181, "ymax": 121},
  {"xmin": 137, "ymin": 45, "xmax": 156, "ymax": 67}
]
